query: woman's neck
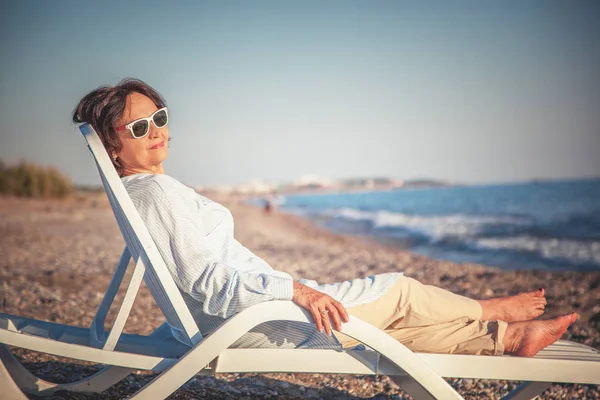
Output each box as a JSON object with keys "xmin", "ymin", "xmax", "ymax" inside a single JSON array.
[{"xmin": 121, "ymin": 163, "xmax": 165, "ymax": 176}]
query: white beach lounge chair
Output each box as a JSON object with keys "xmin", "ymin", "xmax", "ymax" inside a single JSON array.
[{"xmin": 0, "ymin": 123, "xmax": 599, "ymax": 400}]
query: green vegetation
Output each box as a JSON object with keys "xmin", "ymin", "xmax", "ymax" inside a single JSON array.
[{"xmin": 0, "ymin": 161, "xmax": 73, "ymax": 198}]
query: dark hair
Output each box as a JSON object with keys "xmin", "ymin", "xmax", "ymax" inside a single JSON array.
[{"xmin": 72, "ymin": 78, "xmax": 167, "ymax": 176}]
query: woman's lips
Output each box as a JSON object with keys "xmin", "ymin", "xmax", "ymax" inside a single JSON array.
[{"xmin": 150, "ymin": 141, "xmax": 165, "ymax": 150}]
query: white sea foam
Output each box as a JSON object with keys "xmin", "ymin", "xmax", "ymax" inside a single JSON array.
[
  {"xmin": 287, "ymin": 206, "xmax": 600, "ymax": 267},
  {"xmin": 321, "ymin": 207, "xmax": 528, "ymax": 241},
  {"xmin": 475, "ymin": 236, "xmax": 600, "ymax": 265}
]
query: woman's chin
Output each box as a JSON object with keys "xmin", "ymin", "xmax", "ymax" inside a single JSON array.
[{"xmin": 155, "ymin": 148, "xmax": 169, "ymax": 162}]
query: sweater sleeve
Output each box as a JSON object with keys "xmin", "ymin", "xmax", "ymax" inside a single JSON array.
[{"xmin": 134, "ymin": 180, "xmax": 294, "ymax": 319}]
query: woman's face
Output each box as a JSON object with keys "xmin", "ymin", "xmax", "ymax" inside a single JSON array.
[{"xmin": 115, "ymin": 92, "xmax": 169, "ymax": 176}]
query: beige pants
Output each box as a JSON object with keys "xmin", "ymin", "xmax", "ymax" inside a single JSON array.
[{"xmin": 335, "ymin": 276, "xmax": 507, "ymax": 355}]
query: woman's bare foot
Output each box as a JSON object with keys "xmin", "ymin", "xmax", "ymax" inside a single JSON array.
[
  {"xmin": 504, "ymin": 313, "xmax": 578, "ymax": 357},
  {"xmin": 479, "ymin": 288, "xmax": 547, "ymax": 322}
]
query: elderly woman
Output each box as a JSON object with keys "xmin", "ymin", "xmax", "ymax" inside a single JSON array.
[{"xmin": 73, "ymin": 79, "xmax": 576, "ymax": 357}]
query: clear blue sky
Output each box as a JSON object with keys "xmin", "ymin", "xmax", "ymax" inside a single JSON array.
[{"xmin": 1, "ymin": 1, "xmax": 599, "ymax": 187}]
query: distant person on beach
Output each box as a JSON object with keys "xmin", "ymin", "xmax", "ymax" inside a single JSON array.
[
  {"xmin": 72, "ymin": 78, "xmax": 577, "ymax": 357},
  {"xmin": 263, "ymin": 197, "xmax": 273, "ymax": 214}
]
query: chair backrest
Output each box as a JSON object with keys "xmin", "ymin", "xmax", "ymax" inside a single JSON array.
[{"xmin": 79, "ymin": 123, "xmax": 202, "ymax": 347}]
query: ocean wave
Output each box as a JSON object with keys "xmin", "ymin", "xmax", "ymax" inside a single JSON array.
[
  {"xmin": 320, "ymin": 207, "xmax": 530, "ymax": 240},
  {"xmin": 475, "ymin": 236, "xmax": 600, "ymax": 266},
  {"xmin": 280, "ymin": 179, "xmax": 600, "ymax": 270},
  {"xmin": 290, "ymin": 206, "xmax": 600, "ymax": 268}
]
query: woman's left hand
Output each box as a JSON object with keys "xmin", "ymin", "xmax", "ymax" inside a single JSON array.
[{"xmin": 292, "ymin": 281, "xmax": 349, "ymax": 336}]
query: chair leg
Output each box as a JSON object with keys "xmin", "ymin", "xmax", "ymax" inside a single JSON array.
[
  {"xmin": 0, "ymin": 347, "xmax": 29, "ymax": 400},
  {"xmin": 0, "ymin": 344, "xmax": 132, "ymax": 397},
  {"xmin": 501, "ymin": 381, "xmax": 551, "ymax": 400},
  {"xmin": 389, "ymin": 375, "xmax": 440, "ymax": 400},
  {"xmin": 127, "ymin": 346, "xmax": 216, "ymax": 399}
]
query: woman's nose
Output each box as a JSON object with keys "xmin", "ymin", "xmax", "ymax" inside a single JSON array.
[{"xmin": 148, "ymin": 123, "xmax": 161, "ymax": 138}]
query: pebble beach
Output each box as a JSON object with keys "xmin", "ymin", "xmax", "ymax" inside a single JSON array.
[{"xmin": 0, "ymin": 194, "xmax": 599, "ymax": 399}]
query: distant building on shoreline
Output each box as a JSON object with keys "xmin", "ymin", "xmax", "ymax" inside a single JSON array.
[{"xmin": 196, "ymin": 175, "xmax": 449, "ymax": 196}]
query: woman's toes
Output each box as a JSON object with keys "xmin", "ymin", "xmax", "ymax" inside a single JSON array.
[
  {"xmin": 534, "ymin": 309, "xmax": 544, "ymax": 317},
  {"xmin": 568, "ymin": 313, "xmax": 578, "ymax": 323},
  {"xmin": 523, "ymin": 289, "xmax": 544, "ymax": 297}
]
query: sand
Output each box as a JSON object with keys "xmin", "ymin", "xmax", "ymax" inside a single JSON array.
[{"xmin": 0, "ymin": 194, "xmax": 598, "ymax": 399}]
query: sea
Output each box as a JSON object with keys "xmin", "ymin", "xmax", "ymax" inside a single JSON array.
[{"xmin": 272, "ymin": 178, "xmax": 600, "ymax": 272}]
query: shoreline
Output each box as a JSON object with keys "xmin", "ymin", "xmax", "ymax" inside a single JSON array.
[
  {"xmin": 251, "ymin": 190, "xmax": 600, "ymax": 274},
  {"xmin": 1, "ymin": 195, "xmax": 598, "ymax": 399}
]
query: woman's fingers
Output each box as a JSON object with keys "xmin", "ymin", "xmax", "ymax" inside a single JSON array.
[
  {"xmin": 292, "ymin": 282, "xmax": 349, "ymax": 336},
  {"xmin": 323, "ymin": 298, "xmax": 348, "ymax": 334},
  {"xmin": 321, "ymin": 309, "xmax": 333, "ymax": 336},
  {"xmin": 325, "ymin": 303, "xmax": 343, "ymax": 332},
  {"xmin": 333, "ymin": 300, "xmax": 349, "ymax": 323},
  {"xmin": 314, "ymin": 304, "xmax": 340, "ymax": 336},
  {"xmin": 310, "ymin": 306, "xmax": 324, "ymax": 333}
]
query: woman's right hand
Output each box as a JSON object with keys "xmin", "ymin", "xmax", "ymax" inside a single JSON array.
[{"xmin": 292, "ymin": 281, "xmax": 349, "ymax": 336}]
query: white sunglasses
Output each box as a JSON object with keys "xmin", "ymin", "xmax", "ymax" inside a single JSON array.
[{"xmin": 115, "ymin": 107, "xmax": 169, "ymax": 138}]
